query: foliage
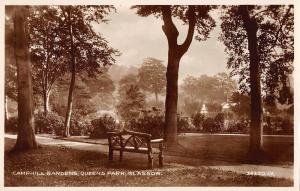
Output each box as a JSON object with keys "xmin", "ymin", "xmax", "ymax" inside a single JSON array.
[
  {"xmin": 28, "ymin": 6, "xmax": 68, "ymax": 107},
  {"xmin": 57, "ymin": 5, "xmax": 120, "ymax": 77},
  {"xmin": 138, "ymin": 57, "xmax": 166, "ymax": 100},
  {"xmin": 177, "ymin": 116, "xmax": 192, "ymax": 133},
  {"xmin": 192, "ymin": 112, "xmax": 205, "ymax": 130},
  {"xmin": 214, "ymin": 113, "xmax": 225, "ymax": 130},
  {"xmin": 182, "ymin": 98, "xmax": 202, "ymax": 117},
  {"xmin": 117, "ymin": 85, "xmax": 146, "ymax": 122},
  {"xmin": 90, "ymin": 115, "xmax": 120, "ymax": 138},
  {"xmin": 118, "ymin": 73, "xmax": 139, "ymax": 98},
  {"xmin": 181, "ymin": 73, "xmax": 236, "ymax": 105},
  {"xmin": 220, "ymin": 5, "xmax": 294, "ymax": 102},
  {"xmin": 34, "ymin": 112, "xmax": 64, "ymax": 135},
  {"xmin": 225, "ymin": 120, "xmax": 249, "ymax": 133},
  {"xmin": 132, "ymin": 5, "xmax": 216, "ymax": 42},
  {"xmin": 263, "ymin": 116, "xmax": 293, "ymax": 135},
  {"xmin": 128, "ymin": 110, "xmax": 164, "ymax": 139},
  {"xmin": 202, "ymin": 117, "xmax": 216, "ymax": 132},
  {"xmin": 229, "ymin": 91, "xmax": 251, "ymax": 118}
]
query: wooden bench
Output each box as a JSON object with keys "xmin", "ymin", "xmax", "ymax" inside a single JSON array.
[{"xmin": 107, "ymin": 129, "xmax": 163, "ymax": 169}]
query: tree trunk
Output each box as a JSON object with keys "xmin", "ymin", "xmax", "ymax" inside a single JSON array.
[
  {"xmin": 161, "ymin": 6, "xmax": 196, "ymax": 147},
  {"xmin": 240, "ymin": 6, "xmax": 263, "ymax": 156},
  {"xmin": 13, "ymin": 6, "xmax": 38, "ymax": 150},
  {"xmin": 43, "ymin": 90, "xmax": 50, "ymax": 115},
  {"xmin": 164, "ymin": 53, "xmax": 180, "ymax": 145},
  {"xmin": 63, "ymin": 8, "xmax": 76, "ymax": 137}
]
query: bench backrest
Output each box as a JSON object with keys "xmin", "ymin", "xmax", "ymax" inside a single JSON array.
[{"xmin": 107, "ymin": 129, "xmax": 152, "ymax": 149}]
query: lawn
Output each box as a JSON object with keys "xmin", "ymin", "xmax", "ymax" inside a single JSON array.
[
  {"xmin": 4, "ymin": 138, "xmax": 293, "ymax": 187},
  {"xmin": 176, "ymin": 133, "xmax": 294, "ymax": 165}
]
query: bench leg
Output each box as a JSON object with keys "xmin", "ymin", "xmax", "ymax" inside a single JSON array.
[
  {"xmin": 148, "ymin": 152, "xmax": 153, "ymax": 169},
  {"xmin": 159, "ymin": 143, "xmax": 163, "ymax": 167},
  {"xmin": 119, "ymin": 150, "xmax": 123, "ymax": 162},
  {"xmin": 109, "ymin": 148, "xmax": 113, "ymax": 161},
  {"xmin": 159, "ymin": 152, "xmax": 163, "ymax": 167}
]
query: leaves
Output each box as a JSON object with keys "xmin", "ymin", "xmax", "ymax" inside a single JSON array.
[
  {"xmin": 132, "ymin": 5, "xmax": 216, "ymax": 42},
  {"xmin": 220, "ymin": 5, "xmax": 294, "ymax": 102},
  {"xmin": 138, "ymin": 57, "xmax": 166, "ymax": 96}
]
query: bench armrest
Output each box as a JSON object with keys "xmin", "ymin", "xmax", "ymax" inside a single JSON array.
[{"xmin": 150, "ymin": 139, "xmax": 164, "ymax": 143}]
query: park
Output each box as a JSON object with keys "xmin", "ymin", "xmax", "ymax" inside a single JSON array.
[{"xmin": 4, "ymin": 5, "xmax": 294, "ymax": 187}]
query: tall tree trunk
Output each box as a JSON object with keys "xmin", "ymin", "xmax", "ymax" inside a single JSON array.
[
  {"xmin": 161, "ymin": 6, "xmax": 195, "ymax": 147},
  {"xmin": 63, "ymin": 8, "xmax": 76, "ymax": 137},
  {"xmin": 164, "ymin": 53, "xmax": 180, "ymax": 145},
  {"xmin": 13, "ymin": 6, "xmax": 38, "ymax": 150},
  {"xmin": 240, "ymin": 6, "xmax": 263, "ymax": 156},
  {"xmin": 43, "ymin": 90, "xmax": 50, "ymax": 115}
]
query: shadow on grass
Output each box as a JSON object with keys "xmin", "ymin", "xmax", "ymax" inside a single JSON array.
[{"xmin": 4, "ymin": 138, "xmax": 293, "ymax": 187}]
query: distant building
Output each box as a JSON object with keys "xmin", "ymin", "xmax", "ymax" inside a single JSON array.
[{"xmin": 200, "ymin": 104, "xmax": 208, "ymax": 115}]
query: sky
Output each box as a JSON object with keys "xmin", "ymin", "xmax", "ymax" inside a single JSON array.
[{"xmin": 94, "ymin": 5, "xmax": 229, "ymax": 83}]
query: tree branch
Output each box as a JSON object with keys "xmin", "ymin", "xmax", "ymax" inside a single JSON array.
[
  {"xmin": 161, "ymin": 5, "xmax": 179, "ymax": 46},
  {"xmin": 269, "ymin": 5, "xmax": 292, "ymax": 51},
  {"xmin": 179, "ymin": 5, "xmax": 196, "ymax": 55}
]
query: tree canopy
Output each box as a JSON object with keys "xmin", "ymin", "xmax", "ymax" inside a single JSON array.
[
  {"xmin": 138, "ymin": 57, "xmax": 166, "ymax": 103},
  {"xmin": 220, "ymin": 5, "xmax": 294, "ymax": 103}
]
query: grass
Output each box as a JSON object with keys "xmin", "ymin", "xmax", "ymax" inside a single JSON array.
[{"xmin": 4, "ymin": 138, "xmax": 293, "ymax": 187}]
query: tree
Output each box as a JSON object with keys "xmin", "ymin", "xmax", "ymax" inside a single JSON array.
[
  {"xmin": 138, "ymin": 57, "xmax": 166, "ymax": 105},
  {"xmin": 116, "ymin": 85, "xmax": 146, "ymax": 122},
  {"xmin": 133, "ymin": 5, "xmax": 216, "ymax": 146},
  {"xmin": 28, "ymin": 6, "xmax": 68, "ymax": 115},
  {"xmin": 7, "ymin": 6, "xmax": 38, "ymax": 150},
  {"xmin": 220, "ymin": 5, "xmax": 294, "ymax": 157},
  {"xmin": 58, "ymin": 6, "xmax": 119, "ymax": 137},
  {"xmin": 118, "ymin": 73, "xmax": 139, "ymax": 98},
  {"xmin": 229, "ymin": 91, "xmax": 251, "ymax": 119}
]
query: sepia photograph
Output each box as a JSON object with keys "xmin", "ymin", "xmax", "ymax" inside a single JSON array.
[{"xmin": 2, "ymin": 1, "xmax": 298, "ymax": 190}]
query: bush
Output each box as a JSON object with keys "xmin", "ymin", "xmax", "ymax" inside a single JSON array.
[
  {"xmin": 202, "ymin": 117, "xmax": 221, "ymax": 133},
  {"xmin": 90, "ymin": 115, "xmax": 120, "ymax": 138},
  {"xmin": 128, "ymin": 111, "xmax": 164, "ymax": 139},
  {"xmin": 214, "ymin": 113, "xmax": 225, "ymax": 131},
  {"xmin": 70, "ymin": 120, "xmax": 92, "ymax": 136},
  {"xmin": 5, "ymin": 117, "xmax": 18, "ymax": 133},
  {"xmin": 192, "ymin": 113, "xmax": 205, "ymax": 130},
  {"xmin": 267, "ymin": 117, "xmax": 293, "ymax": 135},
  {"xmin": 177, "ymin": 116, "xmax": 191, "ymax": 133},
  {"xmin": 35, "ymin": 112, "xmax": 64, "ymax": 135},
  {"xmin": 225, "ymin": 120, "xmax": 248, "ymax": 133}
]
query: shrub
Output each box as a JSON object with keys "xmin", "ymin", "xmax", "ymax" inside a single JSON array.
[
  {"xmin": 70, "ymin": 120, "xmax": 92, "ymax": 136},
  {"xmin": 177, "ymin": 116, "xmax": 191, "ymax": 133},
  {"xmin": 90, "ymin": 115, "xmax": 120, "ymax": 138},
  {"xmin": 35, "ymin": 112, "xmax": 64, "ymax": 135},
  {"xmin": 5, "ymin": 117, "xmax": 18, "ymax": 133},
  {"xmin": 202, "ymin": 117, "xmax": 218, "ymax": 133},
  {"xmin": 192, "ymin": 112, "xmax": 205, "ymax": 130},
  {"xmin": 214, "ymin": 113, "xmax": 225, "ymax": 131},
  {"xmin": 225, "ymin": 120, "xmax": 248, "ymax": 133},
  {"xmin": 127, "ymin": 111, "xmax": 164, "ymax": 139}
]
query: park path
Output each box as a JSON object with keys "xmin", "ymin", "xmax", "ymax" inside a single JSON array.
[{"xmin": 5, "ymin": 134, "xmax": 293, "ymax": 180}]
